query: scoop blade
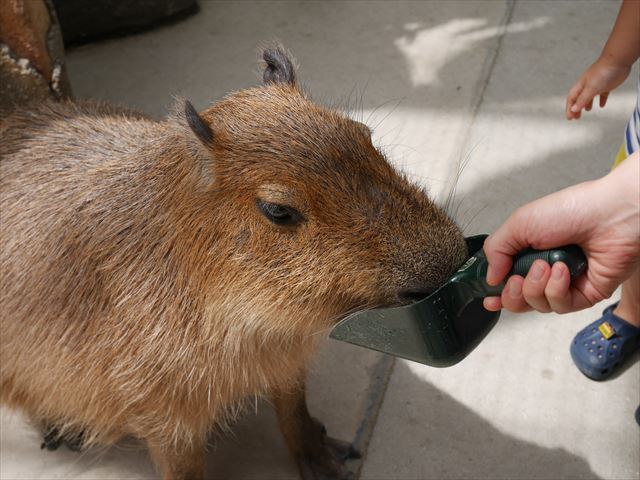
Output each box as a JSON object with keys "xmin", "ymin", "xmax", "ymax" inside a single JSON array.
[
  {"xmin": 330, "ymin": 234, "xmax": 498, "ymax": 367},
  {"xmin": 330, "ymin": 286, "xmax": 475, "ymax": 367}
]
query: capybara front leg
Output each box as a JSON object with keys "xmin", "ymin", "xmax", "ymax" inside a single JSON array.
[
  {"xmin": 148, "ymin": 436, "xmax": 206, "ymax": 480},
  {"xmin": 272, "ymin": 382, "xmax": 359, "ymax": 480}
]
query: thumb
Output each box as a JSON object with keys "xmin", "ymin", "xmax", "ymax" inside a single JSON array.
[{"xmin": 483, "ymin": 207, "xmax": 534, "ymax": 285}]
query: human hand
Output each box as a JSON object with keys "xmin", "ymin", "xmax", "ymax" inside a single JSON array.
[
  {"xmin": 483, "ymin": 153, "xmax": 640, "ymax": 314},
  {"xmin": 565, "ymin": 57, "xmax": 631, "ymax": 120}
]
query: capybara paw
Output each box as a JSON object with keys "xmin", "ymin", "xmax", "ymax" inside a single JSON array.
[
  {"xmin": 40, "ymin": 426, "xmax": 84, "ymax": 452},
  {"xmin": 41, "ymin": 427, "xmax": 62, "ymax": 451},
  {"xmin": 299, "ymin": 458, "xmax": 356, "ymax": 480},
  {"xmin": 298, "ymin": 419, "xmax": 360, "ymax": 480},
  {"xmin": 324, "ymin": 436, "xmax": 360, "ymax": 463}
]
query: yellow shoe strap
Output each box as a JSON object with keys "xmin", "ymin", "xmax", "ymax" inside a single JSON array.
[{"xmin": 599, "ymin": 321, "xmax": 616, "ymax": 340}]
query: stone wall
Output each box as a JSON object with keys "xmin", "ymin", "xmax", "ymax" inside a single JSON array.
[{"xmin": 0, "ymin": 0, "xmax": 72, "ymax": 116}]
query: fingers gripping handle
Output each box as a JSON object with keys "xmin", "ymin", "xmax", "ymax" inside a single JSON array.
[
  {"xmin": 510, "ymin": 246, "xmax": 587, "ymax": 279},
  {"xmin": 483, "ymin": 245, "xmax": 587, "ymax": 297}
]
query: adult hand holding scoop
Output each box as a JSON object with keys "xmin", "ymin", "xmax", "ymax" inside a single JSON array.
[{"xmin": 330, "ymin": 235, "xmax": 587, "ymax": 367}]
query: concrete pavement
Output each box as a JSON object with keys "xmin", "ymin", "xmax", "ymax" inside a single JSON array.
[{"xmin": 1, "ymin": 1, "xmax": 638, "ymax": 479}]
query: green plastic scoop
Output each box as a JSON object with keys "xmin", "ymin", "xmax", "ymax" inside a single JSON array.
[{"xmin": 330, "ymin": 235, "xmax": 587, "ymax": 367}]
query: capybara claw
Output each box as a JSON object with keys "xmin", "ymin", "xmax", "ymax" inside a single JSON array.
[
  {"xmin": 41, "ymin": 427, "xmax": 62, "ymax": 451},
  {"xmin": 41, "ymin": 426, "xmax": 84, "ymax": 452},
  {"xmin": 299, "ymin": 457, "xmax": 355, "ymax": 480},
  {"xmin": 298, "ymin": 419, "xmax": 358, "ymax": 480}
]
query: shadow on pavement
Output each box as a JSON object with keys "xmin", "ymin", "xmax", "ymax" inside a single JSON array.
[{"xmin": 361, "ymin": 360, "xmax": 601, "ymax": 480}]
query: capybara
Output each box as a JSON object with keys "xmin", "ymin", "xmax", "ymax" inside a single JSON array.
[{"xmin": 0, "ymin": 46, "xmax": 467, "ymax": 479}]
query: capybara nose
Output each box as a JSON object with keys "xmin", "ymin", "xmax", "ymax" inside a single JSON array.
[{"xmin": 396, "ymin": 286, "xmax": 432, "ymax": 304}]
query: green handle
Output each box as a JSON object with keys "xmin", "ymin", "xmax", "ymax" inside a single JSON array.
[
  {"xmin": 480, "ymin": 245, "xmax": 587, "ymax": 297},
  {"xmin": 510, "ymin": 246, "xmax": 587, "ymax": 278}
]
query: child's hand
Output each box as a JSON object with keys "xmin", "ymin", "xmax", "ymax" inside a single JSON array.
[{"xmin": 565, "ymin": 57, "xmax": 631, "ymax": 120}]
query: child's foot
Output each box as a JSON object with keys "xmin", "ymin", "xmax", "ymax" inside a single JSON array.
[{"xmin": 570, "ymin": 302, "xmax": 640, "ymax": 380}]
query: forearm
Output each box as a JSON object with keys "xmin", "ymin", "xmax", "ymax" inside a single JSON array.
[
  {"xmin": 602, "ymin": 152, "xmax": 639, "ymax": 206},
  {"xmin": 600, "ymin": 0, "xmax": 640, "ymax": 67},
  {"xmin": 596, "ymin": 152, "xmax": 640, "ymax": 242}
]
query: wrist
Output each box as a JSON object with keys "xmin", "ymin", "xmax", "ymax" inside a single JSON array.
[
  {"xmin": 602, "ymin": 153, "xmax": 640, "ymax": 203},
  {"xmin": 596, "ymin": 153, "xmax": 640, "ymax": 236},
  {"xmin": 597, "ymin": 50, "xmax": 635, "ymax": 70},
  {"xmin": 595, "ymin": 46, "xmax": 637, "ymax": 70}
]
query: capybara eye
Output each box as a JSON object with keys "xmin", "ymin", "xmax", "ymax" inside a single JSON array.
[{"xmin": 256, "ymin": 199, "xmax": 303, "ymax": 227}]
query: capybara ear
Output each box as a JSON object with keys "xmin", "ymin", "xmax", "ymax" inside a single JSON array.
[
  {"xmin": 262, "ymin": 45, "xmax": 297, "ymax": 86},
  {"xmin": 184, "ymin": 100, "xmax": 214, "ymax": 146},
  {"xmin": 178, "ymin": 99, "xmax": 215, "ymax": 186}
]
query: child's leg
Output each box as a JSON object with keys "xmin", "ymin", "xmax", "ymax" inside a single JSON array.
[
  {"xmin": 610, "ymin": 140, "xmax": 638, "ymax": 327},
  {"xmin": 613, "ymin": 267, "xmax": 640, "ymax": 327}
]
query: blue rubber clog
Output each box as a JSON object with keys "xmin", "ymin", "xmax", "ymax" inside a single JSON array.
[{"xmin": 570, "ymin": 303, "xmax": 640, "ymax": 381}]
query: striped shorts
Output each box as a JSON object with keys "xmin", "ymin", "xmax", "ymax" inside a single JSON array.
[{"xmin": 613, "ymin": 78, "xmax": 640, "ymax": 168}]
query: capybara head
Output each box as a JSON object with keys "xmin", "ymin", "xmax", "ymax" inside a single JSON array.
[{"xmin": 170, "ymin": 46, "xmax": 467, "ymax": 336}]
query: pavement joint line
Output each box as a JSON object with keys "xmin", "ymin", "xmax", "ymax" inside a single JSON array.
[
  {"xmin": 347, "ymin": 3, "xmax": 517, "ymax": 477},
  {"xmin": 449, "ymin": 0, "xmax": 516, "ymax": 205},
  {"xmin": 347, "ymin": 354, "xmax": 396, "ymax": 479}
]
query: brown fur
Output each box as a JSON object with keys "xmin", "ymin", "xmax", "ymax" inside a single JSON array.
[{"xmin": 0, "ymin": 48, "xmax": 467, "ymax": 479}]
